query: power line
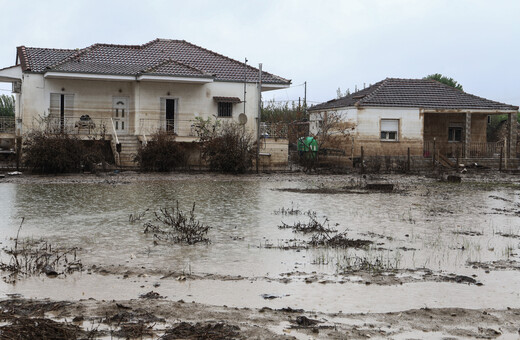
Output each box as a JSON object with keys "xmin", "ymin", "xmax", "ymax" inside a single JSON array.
[
  {"xmin": 287, "ymin": 82, "xmax": 306, "ymax": 88},
  {"xmin": 262, "ymin": 99, "xmax": 321, "ymax": 103}
]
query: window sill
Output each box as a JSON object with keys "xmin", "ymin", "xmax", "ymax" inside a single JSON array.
[{"xmin": 380, "ymin": 139, "xmax": 399, "ymax": 142}]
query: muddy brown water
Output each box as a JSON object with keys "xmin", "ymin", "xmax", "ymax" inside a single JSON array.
[{"xmin": 0, "ymin": 174, "xmax": 519, "ymax": 314}]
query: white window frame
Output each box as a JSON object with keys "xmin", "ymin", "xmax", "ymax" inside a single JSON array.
[{"xmin": 380, "ymin": 119, "xmax": 399, "ymax": 141}]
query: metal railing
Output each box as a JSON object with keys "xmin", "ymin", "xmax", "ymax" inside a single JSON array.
[
  {"xmin": 110, "ymin": 118, "xmax": 119, "ymax": 145},
  {"xmin": 260, "ymin": 122, "xmax": 288, "ymax": 138},
  {"xmin": 423, "ymin": 140, "xmax": 504, "ymax": 159},
  {"xmin": 44, "ymin": 116, "xmax": 111, "ymax": 136},
  {"xmin": 139, "ymin": 113, "xmax": 197, "ymax": 138},
  {"xmin": 0, "ymin": 116, "xmax": 15, "ymax": 133}
]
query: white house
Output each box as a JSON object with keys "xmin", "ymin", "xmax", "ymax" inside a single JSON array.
[
  {"xmin": 309, "ymin": 78, "xmax": 518, "ymax": 166},
  {"xmin": 0, "ymin": 38, "xmax": 290, "ymax": 166}
]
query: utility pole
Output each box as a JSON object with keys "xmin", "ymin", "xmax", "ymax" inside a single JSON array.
[
  {"xmin": 304, "ymin": 81, "xmax": 307, "ymax": 115},
  {"xmin": 256, "ymin": 63, "xmax": 262, "ymax": 174}
]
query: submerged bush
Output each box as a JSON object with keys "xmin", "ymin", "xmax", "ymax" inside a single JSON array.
[
  {"xmin": 23, "ymin": 130, "xmax": 112, "ymax": 173},
  {"xmin": 195, "ymin": 119, "xmax": 254, "ymax": 174},
  {"xmin": 144, "ymin": 202, "xmax": 210, "ymax": 245},
  {"xmin": 23, "ymin": 131, "xmax": 84, "ymax": 173},
  {"xmin": 134, "ymin": 131, "xmax": 188, "ymax": 172}
]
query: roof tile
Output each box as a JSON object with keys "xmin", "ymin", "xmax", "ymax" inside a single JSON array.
[
  {"xmin": 17, "ymin": 39, "xmax": 290, "ymax": 85},
  {"xmin": 310, "ymin": 78, "xmax": 518, "ymax": 111}
]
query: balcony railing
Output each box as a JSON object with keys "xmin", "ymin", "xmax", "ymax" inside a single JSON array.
[
  {"xmin": 43, "ymin": 116, "xmax": 111, "ymax": 136},
  {"xmin": 139, "ymin": 113, "xmax": 197, "ymax": 138},
  {"xmin": 423, "ymin": 140, "xmax": 505, "ymax": 159},
  {"xmin": 0, "ymin": 116, "xmax": 15, "ymax": 134},
  {"xmin": 260, "ymin": 122, "xmax": 288, "ymax": 138}
]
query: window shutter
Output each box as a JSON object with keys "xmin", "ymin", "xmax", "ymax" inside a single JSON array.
[
  {"xmin": 64, "ymin": 94, "xmax": 74, "ymax": 117},
  {"xmin": 50, "ymin": 93, "xmax": 60, "ymax": 117},
  {"xmin": 160, "ymin": 98, "xmax": 166, "ymax": 123},
  {"xmin": 381, "ymin": 119, "xmax": 398, "ymax": 131}
]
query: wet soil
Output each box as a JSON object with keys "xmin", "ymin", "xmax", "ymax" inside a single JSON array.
[
  {"xmin": 2, "ymin": 171, "xmax": 520, "ymax": 338},
  {"xmin": 0, "ymin": 169, "xmax": 515, "ymax": 185},
  {"xmin": 0, "ymin": 297, "xmax": 519, "ymax": 339}
]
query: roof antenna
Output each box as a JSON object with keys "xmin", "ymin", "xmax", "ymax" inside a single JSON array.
[{"xmin": 363, "ymin": 83, "xmax": 366, "ymax": 89}]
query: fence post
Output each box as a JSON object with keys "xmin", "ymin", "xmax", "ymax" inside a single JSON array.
[
  {"xmin": 499, "ymin": 146, "xmax": 503, "ymax": 172},
  {"xmin": 456, "ymin": 146, "xmax": 460, "ymax": 170},
  {"xmin": 407, "ymin": 147, "xmax": 410, "ymax": 173},
  {"xmin": 15, "ymin": 136, "xmax": 22, "ymax": 171},
  {"xmin": 432, "ymin": 139, "xmax": 436, "ymax": 169},
  {"xmin": 360, "ymin": 146, "xmax": 365, "ymax": 174}
]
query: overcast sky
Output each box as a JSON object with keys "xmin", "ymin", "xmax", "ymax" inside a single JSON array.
[{"xmin": 1, "ymin": 0, "xmax": 519, "ymax": 107}]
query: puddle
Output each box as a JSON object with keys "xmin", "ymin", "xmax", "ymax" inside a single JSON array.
[{"xmin": 0, "ymin": 174, "xmax": 519, "ymax": 314}]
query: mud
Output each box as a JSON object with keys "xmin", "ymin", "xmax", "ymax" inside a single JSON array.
[
  {"xmin": 1, "ymin": 171, "xmax": 520, "ymax": 338},
  {"xmin": 0, "ymin": 297, "xmax": 519, "ymax": 339}
]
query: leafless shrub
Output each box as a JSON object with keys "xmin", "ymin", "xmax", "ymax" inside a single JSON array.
[
  {"xmin": 276, "ymin": 212, "xmax": 372, "ymax": 249},
  {"xmin": 194, "ymin": 118, "xmax": 254, "ymax": 174},
  {"xmin": 310, "ymin": 231, "xmax": 372, "ymax": 249},
  {"xmin": 338, "ymin": 254, "xmax": 400, "ymax": 273},
  {"xmin": 278, "ymin": 212, "xmax": 336, "ymax": 234},
  {"xmin": 129, "ymin": 209, "xmax": 149, "ymax": 223},
  {"xmin": 0, "ymin": 219, "xmax": 82, "ymax": 282},
  {"xmin": 301, "ymin": 111, "xmax": 355, "ymax": 171},
  {"xmin": 273, "ymin": 203, "xmax": 317, "ymax": 216},
  {"xmin": 22, "ymin": 127, "xmax": 111, "ymax": 173},
  {"xmin": 134, "ymin": 131, "xmax": 188, "ymax": 172},
  {"xmin": 144, "ymin": 202, "xmax": 210, "ymax": 245}
]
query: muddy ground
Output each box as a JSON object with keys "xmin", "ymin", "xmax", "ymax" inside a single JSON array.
[
  {"xmin": 0, "ymin": 168, "xmax": 518, "ymax": 185},
  {"xmin": 1, "ymin": 170, "xmax": 520, "ymax": 339},
  {"xmin": 0, "ymin": 297, "xmax": 519, "ymax": 339}
]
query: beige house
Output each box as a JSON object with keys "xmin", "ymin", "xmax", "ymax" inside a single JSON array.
[
  {"xmin": 0, "ymin": 38, "xmax": 290, "ymax": 166},
  {"xmin": 309, "ymin": 78, "xmax": 519, "ymax": 167}
]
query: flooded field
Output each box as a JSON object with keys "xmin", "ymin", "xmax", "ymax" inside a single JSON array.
[{"xmin": 0, "ymin": 172, "xmax": 519, "ymax": 339}]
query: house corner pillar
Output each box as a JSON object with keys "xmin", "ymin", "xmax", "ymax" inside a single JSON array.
[
  {"xmin": 464, "ymin": 112, "xmax": 471, "ymax": 158},
  {"xmin": 508, "ymin": 112, "xmax": 517, "ymax": 159}
]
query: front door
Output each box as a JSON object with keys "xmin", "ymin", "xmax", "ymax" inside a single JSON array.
[
  {"xmin": 166, "ymin": 99, "xmax": 175, "ymax": 132},
  {"xmin": 112, "ymin": 97, "xmax": 129, "ymax": 135}
]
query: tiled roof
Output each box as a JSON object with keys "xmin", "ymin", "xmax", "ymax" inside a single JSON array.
[
  {"xmin": 143, "ymin": 59, "xmax": 209, "ymax": 78},
  {"xmin": 213, "ymin": 96, "xmax": 242, "ymax": 103},
  {"xmin": 17, "ymin": 46, "xmax": 76, "ymax": 72},
  {"xmin": 16, "ymin": 39, "xmax": 290, "ymax": 85},
  {"xmin": 310, "ymin": 78, "xmax": 518, "ymax": 111}
]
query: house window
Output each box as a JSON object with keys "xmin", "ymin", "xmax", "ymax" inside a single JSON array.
[
  {"xmin": 50, "ymin": 93, "xmax": 74, "ymax": 117},
  {"xmin": 380, "ymin": 119, "xmax": 399, "ymax": 141},
  {"xmin": 50, "ymin": 93, "xmax": 74, "ymax": 131},
  {"xmin": 448, "ymin": 127, "xmax": 463, "ymax": 142},
  {"xmin": 218, "ymin": 102, "xmax": 233, "ymax": 117}
]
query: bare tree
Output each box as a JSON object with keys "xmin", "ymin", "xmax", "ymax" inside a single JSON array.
[{"xmin": 301, "ymin": 110, "xmax": 356, "ymax": 170}]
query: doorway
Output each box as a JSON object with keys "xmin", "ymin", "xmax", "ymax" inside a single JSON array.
[
  {"xmin": 112, "ymin": 97, "xmax": 129, "ymax": 135},
  {"xmin": 165, "ymin": 99, "xmax": 175, "ymax": 132}
]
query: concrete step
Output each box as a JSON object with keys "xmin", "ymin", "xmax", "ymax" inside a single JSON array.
[{"xmin": 111, "ymin": 136, "xmax": 140, "ymax": 168}]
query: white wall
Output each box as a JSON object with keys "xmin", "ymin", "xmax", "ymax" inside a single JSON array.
[
  {"xmin": 356, "ymin": 106, "xmax": 422, "ymax": 140},
  {"xmin": 310, "ymin": 106, "xmax": 422, "ymax": 140},
  {"xmin": 18, "ymin": 74, "xmax": 262, "ymax": 136},
  {"xmin": 309, "ymin": 107, "xmax": 357, "ymax": 135}
]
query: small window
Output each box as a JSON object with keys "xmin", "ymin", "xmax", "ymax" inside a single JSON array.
[
  {"xmin": 380, "ymin": 119, "xmax": 399, "ymax": 141},
  {"xmin": 218, "ymin": 102, "xmax": 233, "ymax": 117},
  {"xmin": 448, "ymin": 127, "xmax": 463, "ymax": 142}
]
